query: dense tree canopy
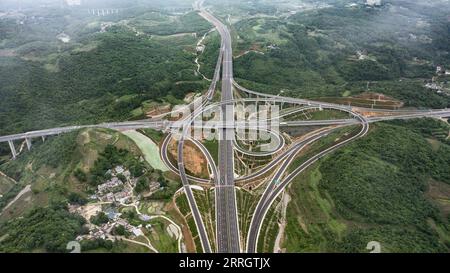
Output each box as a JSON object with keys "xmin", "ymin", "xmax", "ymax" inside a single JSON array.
[{"xmin": 0, "ymin": 205, "xmax": 86, "ymax": 252}]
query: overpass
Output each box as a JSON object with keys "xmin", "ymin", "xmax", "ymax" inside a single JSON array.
[
  {"xmin": 1, "ymin": 106, "xmax": 449, "ymax": 159},
  {"xmin": 1, "ymin": 0, "xmax": 450, "ymax": 253},
  {"xmin": 0, "ymin": 120, "xmax": 167, "ymax": 159}
]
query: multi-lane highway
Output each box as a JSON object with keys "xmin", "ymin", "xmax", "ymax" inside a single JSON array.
[
  {"xmin": 164, "ymin": 0, "xmax": 230, "ymax": 253},
  {"xmin": 2, "ymin": 106, "xmax": 448, "ymax": 146},
  {"xmin": 160, "ymin": 134, "xmax": 211, "ymax": 184},
  {"xmin": 197, "ymin": 1, "xmax": 241, "ymax": 253},
  {"xmin": 1, "ymin": 0, "xmax": 450, "ymax": 254},
  {"xmin": 234, "ymin": 129, "xmax": 285, "ymax": 157},
  {"xmin": 0, "ymin": 120, "xmax": 168, "ymax": 143},
  {"xmin": 177, "ymin": 133, "xmax": 213, "ymax": 253},
  {"xmin": 246, "ymin": 112, "xmax": 370, "ymax": 253}
]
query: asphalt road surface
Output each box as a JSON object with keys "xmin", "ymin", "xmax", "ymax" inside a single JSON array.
[
  {"xmin": 1, "ymin": 0, "xmax": 449, "ymax": 254},
  {"xmin": 199, "ymin": 4, "xmax": 242, "ymax": 253}
]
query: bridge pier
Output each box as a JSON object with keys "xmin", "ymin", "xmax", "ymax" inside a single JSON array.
[
  {"xmin": 25, "ymin": 138, "xmax": 32, "ymax": 151},
  {"xmin": 8, "ymin": 140, "xmax": 17, "ymax": 160},
  {"xmin": 41, "ymin": 136, "xmax": 46, "ymax": 142}
]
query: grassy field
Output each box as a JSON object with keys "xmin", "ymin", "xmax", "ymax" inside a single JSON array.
[
  {"xmin": 236, "ymin": 188, "xmax": 261, "ymax": 246},
  {"xmin": 283, "ymin": 108, "xmax": 351, "ymax": 121},
  {"xmin": 283, "ymin": 166, "xmax": 346, "ymax": 252},
  {"xmin": 138, "ymin": 128, "xmax": 165, "ymax": 143},
  {"xmin": 287, "ymin": 125, "xmax": 359, "ymax": 173},
  {"xmin": 308, "ymin": 109, "xmax": 352, "ymax": 120},
  {"xmin": 202, "ymin": 139, "xmax": 219, "ymax": 165},
  {"xmin": 257, "ymin": 197, "xmax": 281, "ymax": 253},
  {"xmin": 193, "ymin": 189, "xmax": 216, "ymax": 251},
  {"xmin": 175, "ymin": 192, "xmax": 191, "ymax": 216},
  {"xmin": 147, "ymin": 218, "xmax": 179, "ymax": 253},
  {"xmin": 175, "ymin": 192, "xmax": 202, "ymax": 253}
]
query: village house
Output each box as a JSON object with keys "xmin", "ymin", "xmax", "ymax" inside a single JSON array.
[
  {"xmin": 98, "ymin": 177, "xmax": 123, "ymax": 194},
  {"xmin": 114, "ymin": 191, "xmax": 132, "ymax": 203},
  {"xmin": 114, "ymin": 165, "xmax": 125, "ymax": 174}
]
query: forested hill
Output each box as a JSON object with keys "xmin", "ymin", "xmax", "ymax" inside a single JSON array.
[
  {"xmin": 284, "ymin": 118, "xmax": 450, "ymax": 253},
  {"xmin": 0, "ymin": 3, "xmax": 213, "ymax": 138},
  {"xmin": 229, "ymin": 0, "xmax": 450, "ymax": 107}
]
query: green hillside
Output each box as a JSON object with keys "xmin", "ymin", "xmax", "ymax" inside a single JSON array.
[
  {"xmin": 0, "ymin": 128, "xmax": 181, "ymax": 253},
  {"xmin": 283, "ymin": 119, "xmax": 450, "ymax": 253}
]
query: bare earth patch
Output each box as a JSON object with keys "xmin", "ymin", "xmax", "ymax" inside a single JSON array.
[
  {"xmin": 78, "ymin": 203, "xmax": 103, "ymax": 221},
  {"xmin": 168, "ymin": 139, "xmax": 208, "ymax": 178}
]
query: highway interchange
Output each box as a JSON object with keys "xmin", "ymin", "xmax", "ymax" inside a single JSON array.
[{"xmin": 1, "ymin": 0, "xmax": 450, "ymax": 253}]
